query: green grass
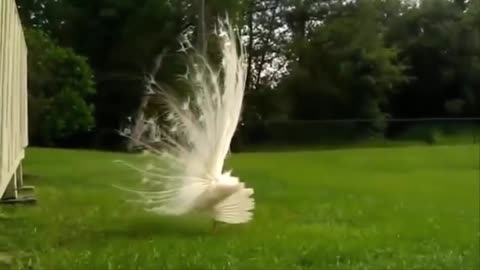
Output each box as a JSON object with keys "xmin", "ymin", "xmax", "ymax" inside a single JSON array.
[{"xmin": 1, "ymin": 145, "xmax": 479, "ymax": 270}]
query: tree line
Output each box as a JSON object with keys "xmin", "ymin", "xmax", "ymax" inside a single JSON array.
[{"xmin": 16, "ymin": 0, "xmax": 480, "ymax": 150}]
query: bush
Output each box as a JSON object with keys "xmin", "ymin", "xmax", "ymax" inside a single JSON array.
[{"xmin": 25, "ymin": 28, "xmax": 96, "ymax": 146}]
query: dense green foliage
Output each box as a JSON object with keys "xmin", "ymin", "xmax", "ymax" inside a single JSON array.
[
  {"xmin": 16, "ymin": 0, "xmax": 480, "ymax": 149},
  {"xmin": 1, "ymin": 146, "xmax": 478, "ymax": 269},
  {"xmin": 280, "ymin": 0, "xmax": 407, "ymax": 131},
  {"xmin": 24, "ymin": 28, "xmax": 95, "ymax": 146},
  {"xmin": 385, "ymin": 0, "xmax": 480, "ymax": 118}
]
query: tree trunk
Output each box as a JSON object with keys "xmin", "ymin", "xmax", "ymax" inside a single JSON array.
[
  {"xmin": 253, "ymin": 0, "xmax": 280, "ymax": 90},
  {"xmin": 197, "ymin": 0, "xmax": 208, "ymax": 56},
  {"xmin": 245, "ymin": 0, "xmax": 255, "ymax": 93}
]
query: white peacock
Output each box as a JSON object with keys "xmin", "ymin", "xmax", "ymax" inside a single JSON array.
[{"xmin": 116, "ymin": 17, "xmax": 254, "ymax": 230}]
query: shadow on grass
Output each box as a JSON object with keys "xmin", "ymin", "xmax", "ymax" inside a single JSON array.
[
  {"xmin": 94, "ymin": 215, "xmax": 213, "ymax": 239},
  {"xmin": 92, "ymin": 214, "xmax": 253, "ymax": 241}
]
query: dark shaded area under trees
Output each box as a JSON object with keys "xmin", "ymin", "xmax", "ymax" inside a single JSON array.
[{"xmin": 16, "ymin": 0, "xmax": 480, "ymax": 150}]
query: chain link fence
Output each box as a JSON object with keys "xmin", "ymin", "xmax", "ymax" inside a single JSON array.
[{"xmin": 234, "ymin": 118, "xmax": 480, "ymax": 151}]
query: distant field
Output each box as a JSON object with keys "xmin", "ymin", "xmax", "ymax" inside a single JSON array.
[{"xmin": 1, "ymin": 145, "xmax": 479, "ymax": 270}]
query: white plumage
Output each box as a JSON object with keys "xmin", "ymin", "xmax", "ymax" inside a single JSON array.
[{"xmin": 117, "ymin": 17, "xmax": 254, "ymax": 226}]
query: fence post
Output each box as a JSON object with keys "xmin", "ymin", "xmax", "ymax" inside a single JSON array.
[
  {"xmin": 2, "ymin": 174, "xmax": 17, "ymax": 200},
  {"xmin": 16, "ymin": 163, "xmax": 23, "ymax": 188}
]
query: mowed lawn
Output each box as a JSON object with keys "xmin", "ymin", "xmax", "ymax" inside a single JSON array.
[{"xmin": 1, "ymin": 145, "xmax": 479, "ymax": 270}]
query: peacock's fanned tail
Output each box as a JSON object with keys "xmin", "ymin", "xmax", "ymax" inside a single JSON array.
[{"xmin": 115, "ymin": 16, "xmax": 253, "ymax": 223}]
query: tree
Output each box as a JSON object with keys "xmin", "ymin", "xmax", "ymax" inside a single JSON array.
[
  {"xmin": 25, "ymin": 28, "xmax": 96, "ymax": 146},
  {"xmin": 280, "ymin": 0, "xmax": 406, "ymax": 133},
  {"xmin": 385, "ymin": 0, "xmax": 480, "ymax": 118}
]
